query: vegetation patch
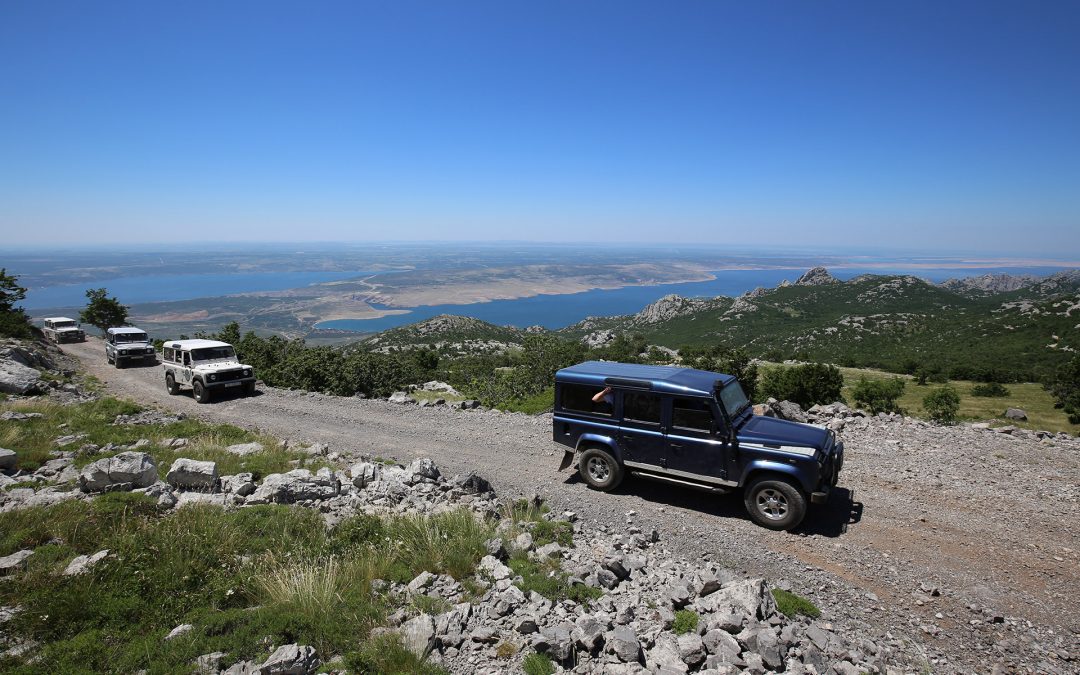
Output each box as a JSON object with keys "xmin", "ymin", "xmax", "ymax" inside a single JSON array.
[
  {"xmin": 0, "ymin": 497, "xmax": 489, "ymax": 672},
  {"xmin": 521, "ymin": 651, "xmax": 556, "ymax": 675},
  {"xmin": 772, "ymin": 588, "xmax": 822, "ymax": 619},
  {"xmin": 672, "ymin": 609, "xmax": 699, "ymax": 634}
]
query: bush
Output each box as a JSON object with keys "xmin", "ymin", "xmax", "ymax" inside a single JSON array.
[
  {"xmin": 923, "ymin": 386, "xmax": 961, "ymax": 423},
  {"xmin": 522, "ymin": 652, "xmax": 556, "ymax": 675},
  {"xmin": 679, "ymin": 345, "xmax": 759, "ymax": 402},
  {"xmin": 0, "ymin": 268, "xmax": 32, "ymax": 338},
  {"xmin": 772, "ymin": 588, "xmax": 821, "ymax": 618},
  {"xmin": 849, "ymin": 377, "xmax": 905, "ymax": 414},
  {"xmin": 1047, "ymin": 356, "xmax": 1080, "ymax": 425},
  {"xmin": 758, "ymin": 363, "xmax": 843, "ymax": 408},
  {"xmin": 672, "ymin": 609, "xmax": 699, "ymax": 635},
  {"xmin": 971, "ymin": 382, "xmax": 1010, "ymax": 398}
]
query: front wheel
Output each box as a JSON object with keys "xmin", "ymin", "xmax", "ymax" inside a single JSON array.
[
  {"xmin": 165, "ymin": 373, "xmax": 179, "ymax": 395},
  {"xmin": 193, "ymin": 380, "xmax": 211, "ymax": 404},
  {"xmin": 243, "ymin": 381, "xmax": 256, "ymax": 396},
  {"xmin": 114, "ymin": 357, "xmax": 124, "ymax": 369},
  {"xmin": 578, "ymin": 447, "xmax": 623, "ymax": 491},
  {"xmin": 743, "ymin": 476, "xmax": 807, "ymax": 531}
]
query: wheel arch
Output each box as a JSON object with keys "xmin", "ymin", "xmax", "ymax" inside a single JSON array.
[
  {"xmin": 574, "ymin": 433, "xmax": 621, "ymax": 463},
  {"xmin": 742, "ymin": 461, "xmax": 812, "ymax": 494}
]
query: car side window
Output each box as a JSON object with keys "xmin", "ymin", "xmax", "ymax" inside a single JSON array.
[
  {"xmin": 182, "ymin": 352, "xmax": 191, "ymax": 366},
  {"xmin": 559, "ymin": 384, "xmax": 613, "ymax": 417},
  {"xmin": 624, "ymin": 391, "xmax": 661, "ymax": 425},
  {"xmin": 672, "ymin": 397, "xmax": 714, "ymax": 433}
]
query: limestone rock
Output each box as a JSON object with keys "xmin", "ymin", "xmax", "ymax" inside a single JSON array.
[
  {"xmin": 78, "ymin": 452, "xmax": 158, "ymax": 493},
  {"xmin": 63, "ymin": 549, "xmax": 110, "ymax": 576},
  {"xmin": 166, "ymin": 458, "xmax": 218, "ymax": 490},
  {"xmin": 258, "ymin": 643, "xmax": 318, "ymax": 674}
]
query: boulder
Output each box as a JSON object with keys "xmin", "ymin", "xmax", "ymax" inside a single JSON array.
[
  {"xmin": 246, "ymin": 468, "xmax": 339, "ymax": 504},
  {"xmin": 1005, "ymin": 408, "xmax": 1028, "ymax": 421},
  {"xmin": 166, "ymin": 458, "xmax": 218, "ymax": 490},
  {"xmin": 0, "ymin": 358, "xmax": 43, "ymax": 395},
  {"xmin": 0, "ymin": 549, "xmax": 33, "ymax": 575},
  {"xmin": 225, "ymin": 442, "xmax": 263, "ymax": 456},
  {"xmin": 678, "ymin": 633, "xmax": 706, "ymax": 668},
  {"xmin": 221, "ymin": 473, "xmax": 256, "ymax": 496},
  {"xmin": 165, "ymin": 623, "xmax": 194, "ymax": 641},
  {"xmin": 63, "ymin": 549, "xmax": 110, "ymax": 576},
  {"xmin": 78, "ymin": 452, "xmax": 158, "ymax": 493},
  {"xmin": 401, "ymin": 614, "xmax": 436, "ymax": 658},
  {"xmin": 257, "ymin": 643, "xmax": 319, "ymax": 674},
  {"xmin": 608, "ymin": 626, "xmax": 641, "ymax": 663},
  {"xmin": 769, "ymin": 399, "xmax": 808, "ymax": 423},
  {"xmin": 388, "ymin": 391, "xmax": 415, "ymax": 404},
  {"xmin": 350, "ymin": 462, "xmax": 382, "ymax": 489},
  {"xmin": 408, "ymin": 457, "xmax": 441, "ymax": 481},
  {"xmin": 694, "ymin": 578, "xmax": 776, "ymax": 619},
  {"xmin": 452, "ymin": 472, "xmax": 491, "ymax": 493},
  {"xmin": 0, "ymin": 448, "xmax": 16, "ymax": 474}
]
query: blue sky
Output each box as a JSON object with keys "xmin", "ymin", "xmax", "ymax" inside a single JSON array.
[{"xmin": 1, "ymin": 1, "xmax": 1078, "ymax": 254}]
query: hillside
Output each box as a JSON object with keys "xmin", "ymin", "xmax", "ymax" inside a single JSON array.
[
  {"xmin": 556, "ymin": 267, "xmax": 1080, "ymax": 381},
  {"xmin": 360, "ymin": 314, "xmax": 533, "ymax": 354}
]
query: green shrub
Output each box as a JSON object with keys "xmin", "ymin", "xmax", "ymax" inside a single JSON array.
[
  {"xmin": 971, "ymin": 382, "xmax": 1010, "ymax": 397},
  {"xmin": 522, "ymin": 652, "xmax": 556, "ymax": 675},
  {"xmin": 923, "ymin": 386, "xmax": 961, "ymax": 423},
  {"xmin": 1047, "ymin": 355, "xmax": 1080, "ymax": 424},
  {"xmin": 758, "ymin": 363, "xmax": 843, "ymax": 407},
  {"xmin": 672, "ymin": 609, "xmax": 699, "ymax": 635},
  {"xmin": 850, "ymin": 376, "xmax": 906, "ymax": 414},
  {"xmin": 679, "ymin": 345, "xmax": 759, "ymax": 401},
  {"xmin": 771, "ymin": 588, "xmax": 821, "ymax": 618}
]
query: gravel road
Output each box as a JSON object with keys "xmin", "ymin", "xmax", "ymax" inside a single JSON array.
[{"xmin": 64, "ymin": 338, "xmax": 1080, "ymax": 673}]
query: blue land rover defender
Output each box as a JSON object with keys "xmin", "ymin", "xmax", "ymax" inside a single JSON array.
[{"xmin": 553, "ymin": 361, "xmax": 843, "ymax": 530}]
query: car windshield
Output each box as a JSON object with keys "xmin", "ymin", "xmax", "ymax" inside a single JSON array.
[
  {"xmin": 717, "ymin": 380, "xmax": 750, "ymax": 418},
  {"xmin": 116, "ymin": 332, "xmax": 147, "ymax": 343},
  {"xmin": 54, "ymin": 321, "xmax": 76, "ymax": 329},
  {"xmin": 191, "ymin": 346, "xmax": 235, "ymax": 361}
]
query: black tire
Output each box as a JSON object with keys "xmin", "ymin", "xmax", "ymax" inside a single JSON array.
[
  {"xmin": 743, "ymin": 475, "xmax": 807, "ymax": 531},
  {"xmin": 578, "ymin": 447, "xmax": 623, "ymax": 491},
  {"xmin": 106, "ymin": 352, "xmax": 113, "ymax": 364},
  {"xmin": 165, "ymin": 373, "xmax": 179, "ymax": 395},
  {"xmin": 243, "ymin": 381, "xmax": 256, "ymax": 396},
  {"xmin": 115, "ymin": 357, "xmax": 124, "ymax": 369},
  {"xmin": 193, "ymin": 380, "xmax": 211, "ymax": 404}
]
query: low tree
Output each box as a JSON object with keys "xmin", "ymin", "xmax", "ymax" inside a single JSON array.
[
  {"xmin": 923, "ymin": 385, "xmax": 960, "ymax": 423},
  {"xmin": 850, "ymin": 377, "xmax": 906, "ymax": 414},
  {"xmin": 79, "ymin": 288, "xmax": 129, "ymax": 333},
  {"xmin": 679, "ymin": 344, "xmax": 759, "ymax": 402},
  {"xmin": 757, "ymin": 363, "xmax": 843, "ymax": 408},
  {"xmin": 0, "ymin": 268, "xmax": 32, "ymax": 338},
  {"xmin": 1047, "ymin": 355, "xmax": 1080, "ymax": 425}
]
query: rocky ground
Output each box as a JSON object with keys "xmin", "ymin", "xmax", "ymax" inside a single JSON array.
[{"xmin": 5, "ymin": 337, "xmax": 1079, "ymax": 673}]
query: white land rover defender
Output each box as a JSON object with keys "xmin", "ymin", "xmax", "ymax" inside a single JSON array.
[
  {"xmin": 105, "ymin": 326, "xmax": 156, "ymax": 368},
  {"xmin": 161, "ymin": 339, "xmax": 256, "ymax": 403},
  {"xmin": 42, "ymin": 317, "xmax": 86, "ymax": 343}
]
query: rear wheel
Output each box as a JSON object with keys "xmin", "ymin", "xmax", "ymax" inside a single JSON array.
[
  {"xmin": 578, "ymin": 447, "xmax": 623, "ymax": 491},
  {"xmin": 165, "ymin": 373, "xmax": 179, "ymax": 395},
  {"xmin": 743, "ymin": 475, "xmax": 807, "ymax": 531},
  {"xmin": 193, "ymin": 380, "xmax": 211, "ymax": 404}
]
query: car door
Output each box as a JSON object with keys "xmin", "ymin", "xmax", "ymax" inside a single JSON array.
[
  {"xmin": 618, "ymin": 390, "xmax": 666, "ymax": 467},
  {"xmin": 665, "ymin": 396, "xmax": 734, "ymax": 482},
  {"xmin": 179, "ymin": 352, "xmax": 193, "ymax": 384}
]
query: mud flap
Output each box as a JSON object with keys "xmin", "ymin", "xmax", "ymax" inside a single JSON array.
[{"xmin": 558, "ymin": 450, "xmax": 575, "ymax": 471}]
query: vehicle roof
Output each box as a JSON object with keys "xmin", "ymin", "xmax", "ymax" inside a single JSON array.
[
  {"xmin": 555, "ymin": 361, "xmax": 735, "ymax": 397},
  {"xmin": 44, "ymin": 317, "xmax": 77, "ymax": 323},
  {"xmin": 107, "ymin": 326, "xmax": 147, "ymax": 334},
  {"xmin": 164, "ymin": 339, "xmax": 233, "ymax": 350}
]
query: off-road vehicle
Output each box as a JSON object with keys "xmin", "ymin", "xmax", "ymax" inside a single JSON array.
[
  {"xmin": 105, "ymin": 326, "xmax": 156, "ymax": 368},
  {"xmin": 553, "ymin": 361, "xmax": 844, "ymax": 531},
  {"xmin": 161, "ymin": 339, "xmax": 256, "ymax": 404},
  {"xmin": 42, "ymin": 317, "xmax": 85, "ymax": 343}
]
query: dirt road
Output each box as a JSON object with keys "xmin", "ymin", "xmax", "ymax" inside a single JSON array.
[{"xmin": 64, "ymin": 338, "xmax": 1080, "ymax": 673}]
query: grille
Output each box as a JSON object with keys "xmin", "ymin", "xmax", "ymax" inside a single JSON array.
[{"xmin": 215, "ymin": 369, "xmax": 246, "ymax": 382}]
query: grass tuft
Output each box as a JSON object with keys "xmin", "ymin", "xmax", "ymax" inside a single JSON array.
[
  {"xmin": 672, "ymin": 609, "xmax": 699, "ymax": 634},
  {"xmin": 772, "ymin": 588, "xmax": 821, "ymax": 618}
]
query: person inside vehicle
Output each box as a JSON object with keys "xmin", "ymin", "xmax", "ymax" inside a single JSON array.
[{"xmin": 592, "ymin": 386, "xmax": 614, "ymax": 411}]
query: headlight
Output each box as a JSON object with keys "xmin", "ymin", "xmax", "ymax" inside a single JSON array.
[
  {"xmin": 209, "ymin": 374, "xmax": 217, "ymax": 382},
  {"xmin": 146, "ymin": 348, "xmax": 154, "ymax": 354},
  {"xmin": 244, "ymin": 369, "xmax": 252, "ymax": 377}
]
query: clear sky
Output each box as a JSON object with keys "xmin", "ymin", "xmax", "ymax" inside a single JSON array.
[{"xmin": 1, "ymin": 1, "xmax": 1078, "ymax": 254}]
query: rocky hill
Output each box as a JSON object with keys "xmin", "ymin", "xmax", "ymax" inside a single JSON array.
[{"xmin": 361, "ymin": 315, "xmax": 532, "ymax": 354}]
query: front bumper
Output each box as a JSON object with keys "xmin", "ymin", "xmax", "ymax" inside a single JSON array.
[
  {"xmin": 812, "ymin": 442, "xmax": 844, "ymax": 504},
  {"xmin": 204, "ymin": 376, "xmax": 256, "ymax": 389}
]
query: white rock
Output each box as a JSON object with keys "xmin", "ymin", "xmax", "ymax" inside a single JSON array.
[
  {"xmin": 166, "ymin": 458, "xmax": 218, "ymax": 490},
  {"xmin": 63, "ymin": 549, "xmax": 110, "ymax": 576},
  {"xmin": 165, "ymin": 623, "xmax": 194, "ymax": 641},
  {"xmin": 78, "ymin": 451, "xmax": 158, "ymax": 492},
  {"xmin": 225, "ymin": 442, "xmax": 263, "ymax": 456}
]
